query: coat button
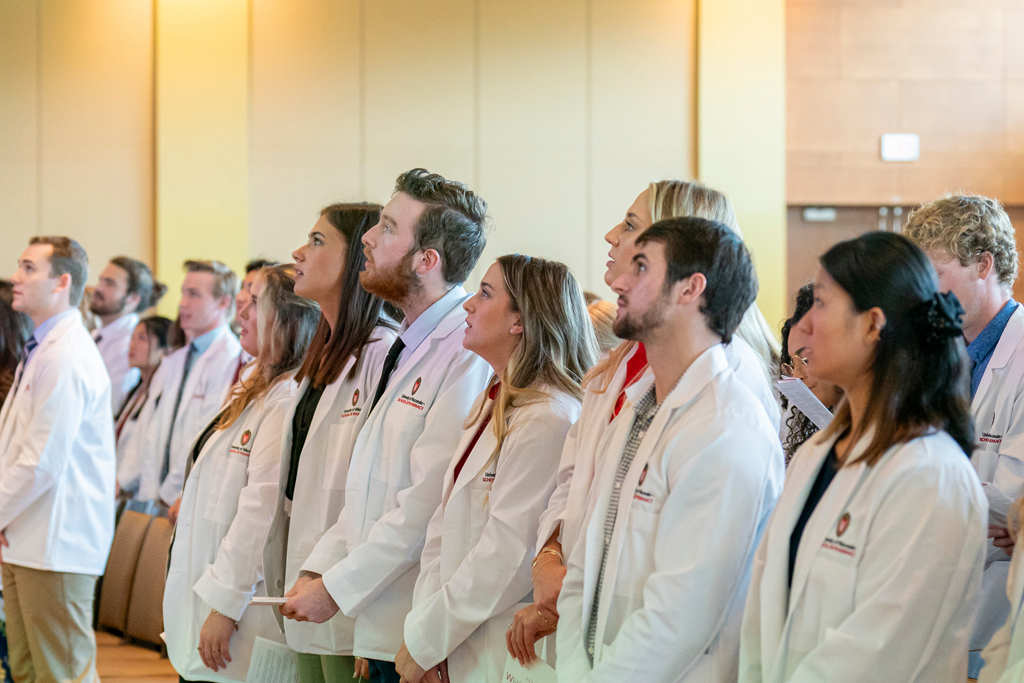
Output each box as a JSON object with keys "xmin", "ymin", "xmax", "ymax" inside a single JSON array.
[{"xmin": 277, "ymin": 580, "xmax": 284, "ymax": 587}]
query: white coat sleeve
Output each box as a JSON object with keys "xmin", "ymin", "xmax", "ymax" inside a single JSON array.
[
  {"xmin": 979, "ymin": 533, "xmax": 1024, "ymax": 683},
  {"xmin": 192, "ymin": 397, "xmax": 288, "ymax": 621},
  {"xmin": 117, "ymin": 374, "xmax": 163, "ymax": 490},
  {"xmin": 555, "ymin": 528, "xmax": 590, "ymax": 680},
  {"xmin": 0, "ymin": 359, "xmax": 90, "ymax": 531},
  {"xmin": 987, "ymin": 393, "xmax": 1024, "ymax": 523},
  {"xmin": 403, "ymin": 411, "xmax": 570, "ymax": 669},
  {"xmin": 159, "ymin": 358, "xmax": 239, "ymax": 505},
  {"xmin": 411, "ymin": 499, "xmax": 445, "ymax": 607},
  {"xmin": 565, "ymin": 428, "xmax": 779, "ymax": 683},
  {"xmin": 737, "ymin": 516, "xmax": 770, "ymax": 683},
  {"xmin": 322, "ymin": 351, "xmax": 492, "ymax": 617},
  {"xmin": 536, "ymin": 418, "xmax": 579, "ymax": 548},
  {"xmin": 785, "ymin": 464, "xmax": 987, "ymax": 683}
]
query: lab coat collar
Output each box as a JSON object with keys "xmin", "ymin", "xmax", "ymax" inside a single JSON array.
[
  {"xmin": 94, "ymin": 311, "xmax": 139, "ymax": 340},
  {"xmin": 621, "ymin": 343, "xmax": 729, "ymax": 412},
  {"xmin": 370, "ymin": 291, "xmax": 474, "ymax": 416},
  {"xmin": 444, "ymin": 383, "xmax": 498, "ymax": 502},
  {"xmin": 780, "ymin": 427, "xmax": 873, "ymax": 621},
  {"xmin": 975, "ymin": 305, "xmax": 1024, "ymax": 401}
]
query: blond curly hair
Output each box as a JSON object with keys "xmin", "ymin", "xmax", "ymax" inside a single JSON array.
[{"xmin": 904, "ymin": 194, "xmax": 1019, "ymax": 288}]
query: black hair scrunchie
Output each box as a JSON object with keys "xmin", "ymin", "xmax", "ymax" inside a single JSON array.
[{"xmin": 913, "ymin": 291, "xmax": 965, "ymax": 349}]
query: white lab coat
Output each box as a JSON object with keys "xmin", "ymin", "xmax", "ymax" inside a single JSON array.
[
  {"xmin": 738, "ymin": 429, "xmax": 987, "ymax": 683},
  {"xmin": 116, "ymin": 360, "xmax": 168, "ymax": 491},
  {"xmin": 93, "ymin": 312, "xmax": 140, "ymax": 412},
  {"xmin": 138, "ymin": 325, "xmax": 242, "ymax": 504},
  {"xmin": 262, "ymin": 327, "xmax": 397, "ymax": 655},
  {"xmin": 0, "ymin": 310, "xmax": 116, "ymax": 574},
  {"xmin": 972, "ymin": 305, "xmax": 1024, "ymax": 652},
  {"xmin": 164, "ymin": 377, "xmax": 294, "ymax": 682},
  {"xmin": 979, "ymin": 523, "xmax": 1024, "ymax": 682},
  {"xmin": 321, "ymin": 298, "xmax": 493, "ymax": 661},
  {"xmin": 557, "ymin": 345, "xmax": 784, "ymax": 682},
  {"xmin": 538, "ymin": 337, "xmax": 778, "ymax": 574},
  {"xmin": 405, "ymin": 386, "xmax": 580, "ymax": 681}
]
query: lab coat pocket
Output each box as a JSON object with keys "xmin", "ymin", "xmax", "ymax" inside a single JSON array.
[
  {"xmin": 203, "ymin": 452, "xmax": 250, "ymax": 526},
  {"xmin": 793, "ymin": 553, "xmax": 857, "ymax": 654},
  {"xmin": 615, "ymin": 507, "xmax": 659, "ymax": 602},
  {"xmin": 322, "ymin": 424, "xmax": 351, "ymax": 491}
]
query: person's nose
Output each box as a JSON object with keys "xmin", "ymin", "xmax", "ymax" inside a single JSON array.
[{"xmin": 292, "ymin": 245, "xmax": 305, "ymax": 262}]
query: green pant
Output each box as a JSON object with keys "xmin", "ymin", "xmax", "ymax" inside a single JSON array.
[{"xmin": 297, "ymin": 653, "xmax": 356, "ymax": 683}]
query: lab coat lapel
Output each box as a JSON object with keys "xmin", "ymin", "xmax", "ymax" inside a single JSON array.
[
  {"xmin": 378, "ymin": 304, "xmax": 468, "ymax": 413},
  {"xmin": 303, "ymin": 365, "xmax": 349, "ymax": 449},
  {"xmin": 785, "ymin": 433, "xmax": 872, "ymax": 615},
  {"xmin": 975, "ymin": 306, "xmax": 1024, "ymax": 406},
  {"xmin": 447, "ymin": 391, "xmax": 498, "ymax": 503}
]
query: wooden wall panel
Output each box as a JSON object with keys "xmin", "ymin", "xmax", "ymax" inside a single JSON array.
[
  {"xmin": 246, "ymin": 0, "xmax": 698, "ymax": 298},
  {"xmin": 788, "ymin": 0, "xmax": 1024, "ymax": 207},
  {"xmin": 0, "ymin": 0, "xmax": 39, "ymax": 261},
  {"xmin": 249, "ymin": 0, "xmax": 363, "ymax": 263},
  {"xmin": 0, "ymin": 0, "xmax": 152, "ymax": 279},
  {"xmin": 39, "ymin": 0, "xmax": 153, "ymax": 273},
  {"xmin": 476, "ymin": 0, "xmax": 588, "ymax": 286},
  {"xmin": 362, "ymin": 0, "xmax": 476, "ymax": 204}
]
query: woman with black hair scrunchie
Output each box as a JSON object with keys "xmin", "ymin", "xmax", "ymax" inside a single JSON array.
[{"xmin": 739, "ymin": 231, "xmax": 986, "ymax": 683}]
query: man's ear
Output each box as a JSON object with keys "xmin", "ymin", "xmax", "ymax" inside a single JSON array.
[
  {"xmin": 53, "ymin": 273, "xmax": 72, "ymax": 295},
  {"xmin": 218, "ymin": 294, "xmax": 233, "ymax": 312},
  {"xmin": 976, "ymin": 252, "xmax": 996, "ymax": 281},
  {"xmin": 417, "ymin": 248, "xmax": 442, "ymax": 276},
  {"xmin": 675, "ymin": 272, "xmax": 707, "ymax": 305},
  {"xmin": 125, "ymin": 292, "xmax": 142, "ymax": 312}
]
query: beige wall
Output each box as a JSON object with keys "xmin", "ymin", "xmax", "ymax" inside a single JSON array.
[
  {"xmin": 788, "ymin": 0, "xmax": 1024, "ymax": 206},
  {"xmin": 0, "ymin": 0, "xmax": 153, "ymax": 281},
  {"xmin": 249, "ymin": 0, "xmax": 697, "ymax": 300}
]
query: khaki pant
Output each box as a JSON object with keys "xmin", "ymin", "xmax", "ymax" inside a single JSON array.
[
  {"xmin": 297, "ymin": 653, "xmax": 355, "ymax": 683},
  {"xmin": 1, "ymin": 563, "xmax": 98, "ymax": 683}
]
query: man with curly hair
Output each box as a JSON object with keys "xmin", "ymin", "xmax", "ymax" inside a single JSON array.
[{"xmin": 905, "ymin": 194, "xmax": 1022, "ymax": 678}]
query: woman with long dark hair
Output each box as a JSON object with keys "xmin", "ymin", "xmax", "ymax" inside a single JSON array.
[
  {"xmin": 738, "ymin": 232, "xmax": 987, "ymax": 682},
  {"xmin": 265, "ymin": 204, "xmax": 397, "ymax": 683},
  {"xmin": 0, "ymin": 280, "xmax": 31, "ymax": 406}
]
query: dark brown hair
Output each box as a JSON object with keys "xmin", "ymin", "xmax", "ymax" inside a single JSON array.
[
  {"xmin": 29, "ymin": 236, "xmax": 89, "ymax": 306},
  {"xmin": 395, "ymin": 168, "xmax": 488, "ymax": 285},
  {"xmin": 817, "ymin": 232, "xmax": 973, "ymax": 466},
  {"xmin": 110, "ymin": 256, "xmax": 167, "ymax": 312},
  {"xmin": 0, "ymin": 280, "xmax": 31, "ymax": 375},
  {"xmin": 294, "ymin": 203, "xmax": 395, "ymax": 387}
]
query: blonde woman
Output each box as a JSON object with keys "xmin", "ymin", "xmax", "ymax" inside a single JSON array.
[
  {"xmin": 395, "ymin": 255, "xmax": 597, "ymax": 683},
  {"xmin": 507, "ymin": 179, "xmax": 780, "ymax": 662},
  {"xmin": 164, "ymin": 265, "xmax": 320, "ymax": 682},
  {"xmin": 586, "ymin": 296, "xmax": 619, "ymax": 358}
]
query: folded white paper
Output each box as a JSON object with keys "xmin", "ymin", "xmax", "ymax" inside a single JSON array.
[
  {"xmin": 776, "ymin": 377, "xmax": 833, "ymax": 430},
  {"xmin": 246, "ymin": 637, "xmax": 299, "ymax": 683},
  {"xmin": 503, "ymin": 654, "xmax": 556, "ymax": 683},
  {"xmin": 249, "ymin": 596, "xmax": 288, "ymax": 606}
]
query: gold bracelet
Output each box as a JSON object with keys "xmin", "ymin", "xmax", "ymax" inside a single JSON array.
[
  {"xmin": 211, "ymin": 608, "xmax": 239, "ymax": 629},
  {"xmin": 536, "ymin": 606, "xmax": 557, "ymax": 630},
  {"xmin": 531, "ymin": 547, "xmax": 564, "ymax": 569}
]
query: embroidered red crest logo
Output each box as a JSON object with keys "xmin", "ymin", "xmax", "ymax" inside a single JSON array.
[
  {"xmin": 836, "ymin": 512, "xmax": 850, "ymax": 536},
  {"xmin": 638, "ymin": 464, "xmax": 648, "ymax": 486},
  {"xmin": 412, "ymin": 377, "xmax": 422, "ymax": 395},
  {"xmin": 240, "ymin": 430, "xmax": 251, "ymax": 446},
  {"xmin": 352, "ymin": 389, "xmax": 360, "ymax": 406}
]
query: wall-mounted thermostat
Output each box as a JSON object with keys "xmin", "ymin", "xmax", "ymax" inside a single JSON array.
[{"xmin": 881, "ymin": 133, "xmax": 920, "ymax": 162}]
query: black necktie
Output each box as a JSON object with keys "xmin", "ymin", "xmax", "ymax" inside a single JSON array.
[
  {"xmin": 370, "ymin": 337, "xmax": 405, "ymax": 413},
  {"xmin": 161, "ymin": 342, "xmax": 198, "ymax": 481}
]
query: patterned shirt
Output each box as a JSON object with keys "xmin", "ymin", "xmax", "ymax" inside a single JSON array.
[{"xmin": 586, "ymin": 384, "xmax": 661, "ymax": 662}]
